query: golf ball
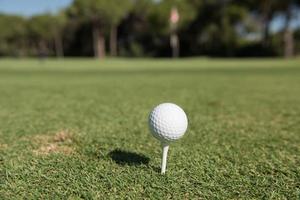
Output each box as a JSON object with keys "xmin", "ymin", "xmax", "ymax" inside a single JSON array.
[{"xmin": 148, "ymin": 103, "xmax": 188, "ymax": 143}]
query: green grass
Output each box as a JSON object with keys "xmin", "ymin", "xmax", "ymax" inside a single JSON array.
[{"xmin": 0, "ymin": 58, "xmax": 299, "ymax": 199}]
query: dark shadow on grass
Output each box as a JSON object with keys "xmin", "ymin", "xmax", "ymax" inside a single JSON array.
[
  {"xmin": 109, "ymin": 149, "xmax": 150, "ymax": 166},
  {"xmin": 149, "ymin": 165, "xmax": 160, "ymax": 173}
]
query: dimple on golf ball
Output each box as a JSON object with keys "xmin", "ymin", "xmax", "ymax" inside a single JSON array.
[{"xmin": 148, "ymin": 103, "xmax": 188, "ymax": 143}]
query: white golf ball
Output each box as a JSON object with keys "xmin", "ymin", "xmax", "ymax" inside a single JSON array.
[{"xmin": 148, "ymin": 103, "xmax": 188, "ymax": 143}]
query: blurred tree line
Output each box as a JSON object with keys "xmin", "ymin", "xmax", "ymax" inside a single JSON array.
[{"xmin": 0, "ymin": 0, "xmax": 299, "ymax": 58}]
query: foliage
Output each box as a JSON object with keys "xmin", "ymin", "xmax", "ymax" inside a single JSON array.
[
  {"xmin": 0, "ymin": 0, "xmax": 299, "ymax": 57},
  {"xmin": 29, "ymin": 14, "xmax": 56, "ymax": 41},
  {"xmin": 0, "ymin": 14, "xmax": 27, "ymax": 56},
  {"xmin": 70, "ymin": 0, "xmax": 132, "ymax": 29},
  {"xmin": 147, "ymin": 0, "xmax": 197, "ymax": 34},
  {"xmin": 295, "ymin": 28, "xmax": 300, "ymax": 53}
]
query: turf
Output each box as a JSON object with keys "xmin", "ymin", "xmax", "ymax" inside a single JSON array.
[{"xmin": 0, "ymin": 58, "xmax": 299, "ymax": 199}]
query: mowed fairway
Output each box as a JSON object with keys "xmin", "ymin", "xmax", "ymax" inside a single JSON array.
[{"xmin": 0, "ymin": 58, "xmax": 299, "ymax": 199}]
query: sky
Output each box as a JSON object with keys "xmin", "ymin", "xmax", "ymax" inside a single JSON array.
[
  {"xmin": 0, "ymin": 0, "xmax": 73, "ymax": 16},
  {"xmin": 0, "ymin": 0, "xmax": 299, "ymax": 32}
]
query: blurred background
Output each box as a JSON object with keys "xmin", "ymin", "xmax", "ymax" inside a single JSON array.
[{"xmin": 0, "ymin": 0, "xmax": 300, "ymax": 58}]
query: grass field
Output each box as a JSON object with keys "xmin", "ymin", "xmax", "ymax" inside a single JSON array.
[{"xmin": 0, "ymin": 58, "xmax": 299, "ymax": 199}]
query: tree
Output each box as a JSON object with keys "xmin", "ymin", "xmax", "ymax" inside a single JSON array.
[
  {"xmin": 0, "ymin": 14, "xmax": 67, "ymax": 58},
  {"xmin": 278, "ymin": 0, "xmax": 300, "ymax": 58},
  {"xmin": 70, "ymin": 0, "xmax": 132, "ymax": 58},
  {"xmin": 29, "ymin": 13, "xmax": 68, "ymax": 58},
  {"xmin": 240, "ymin": 0, "xmax": 295, "ymax": 49},
  {"xmin": 117, "ymin": 0, "xmax": 154, "ymax": 57},
  {"xmin": 29, "ymin": 14, "xmax": 57, "ymax": 56},
  {"xmin": 294, "ymin": 28, "xmax": 300, "ymax": 55},
  {"xmin": 0, "ymin": 14, "xmax": 27, "ymax": 56},
  {"xmin": 52, "ymin": 12, "xmax": 68, "ymax": 58},
  {"xmin": 148, "ymin": 0, "xmax": 197, "ymax": 57},
  {"xmin": 69, "ymin": 0, "xmax": 106, "ymax": 58},
  {"xmin": 250, "ymin": 0, "xmax": 300, "ymax": 57},
  {"xmin": 181, "ymin": 0, "xmax": 247, "ymax": 56},
  {"xmin": 106, "ymin": 0, "xmax": 132, "ymax": 56}
]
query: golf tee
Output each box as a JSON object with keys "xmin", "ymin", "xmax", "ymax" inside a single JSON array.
[{"xmin": 161, "ymin": 143, "xmax": 169, "ymax": 174}]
